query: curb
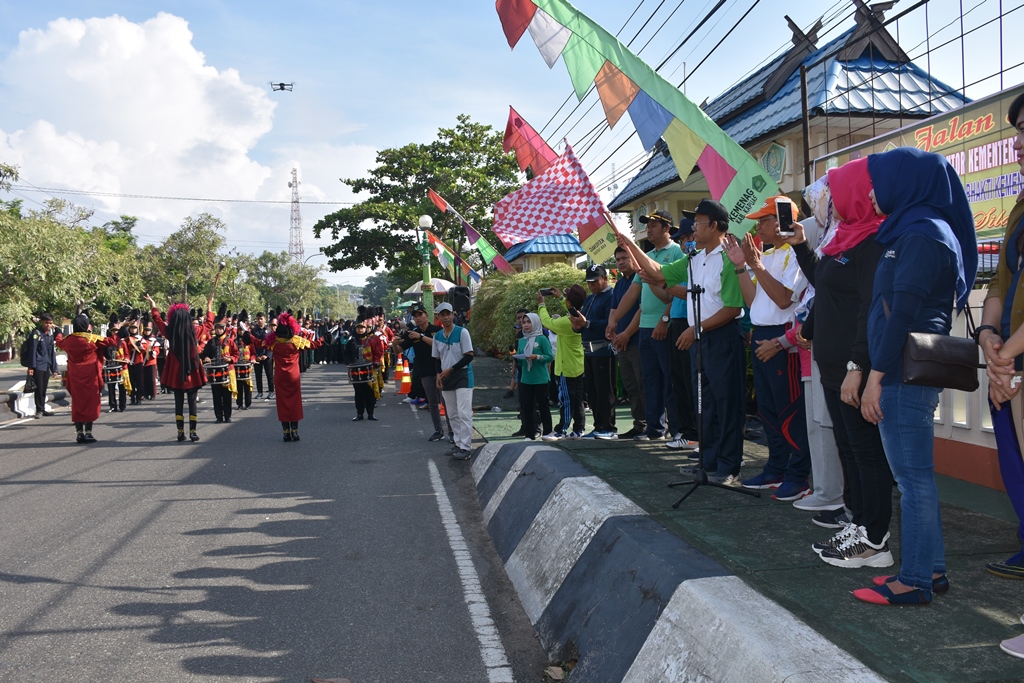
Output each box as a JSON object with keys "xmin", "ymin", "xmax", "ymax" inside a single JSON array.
[
  {"xmin": 472, "ymin": 441, "xmax": 886, "ymax": 683},
  {"xmin": 1, "ymin": 389, "xmax": 69, "ymax": 421}
]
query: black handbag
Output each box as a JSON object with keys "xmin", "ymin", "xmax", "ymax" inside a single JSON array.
[
  {"xmin": 886, "ymin": 300, "xmax": 983, "ymax": 392},
  {"xmin": 24, "ymin": 372, "xmax": 36, "ymax": 394}
]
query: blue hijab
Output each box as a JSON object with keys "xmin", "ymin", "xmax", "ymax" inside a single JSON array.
[{"xmin": 867, "ymin": 147, "xmax": 977, "ymax": 310}]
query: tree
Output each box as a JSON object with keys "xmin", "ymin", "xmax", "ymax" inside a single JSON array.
[
  {"xmin": 98, "ymin": 215, "xmax": 139, "ymax": 254},
  {"xmin": 158, "ymin": 213, "xmax": 227, "ymax": 301},
  {"xmin": 313, "ymin": 114, "xmax": 520, "ymax": 275}
]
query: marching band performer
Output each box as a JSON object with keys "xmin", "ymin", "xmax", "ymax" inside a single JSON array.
[
  {"xmin": 141, "ymin": 317, "xmax": 160, "ymax": 400},
  {"xmin": 352, "ymin": 319, "xmax": 386, "ymax": 421},
  {"xmin": 124, "ymin": 318, "xmax": 146, "ymax": 406},
  {"xmin": 104, "ymin": 313, "xmax": 128, "ymax": 412},
  {"xmin": 146, "ymin": 291, "xmax": 215, "ymax": 442},
  {"xmin": 201, "ymin": 305, "xmax": 239, "ymax": 424},
  {"xmin": 254, "ymin": 311, "xmax": 324, "ymax": 442},
  {"xmin": 235, "ymin": 313, "xmax": 255, "ymax": 410},
  {"xmin": 56, "ymin": 313, "xmax": 116, "ymax": 443}
]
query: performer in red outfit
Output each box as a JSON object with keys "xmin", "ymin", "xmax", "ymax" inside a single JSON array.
[
  {"xmin": 147, "ymin": 291, "xmax": 215, "ymax": 442},
  {"xmin": 255, "ymin": 311, "xmax": 324, "ymax": 442},
  {"xmin": 351, "ymin": 319, "xmax": 387, "ymax": 421},
  {"xmin": 201, "ymin": 313, "xmax": 239, "ymax": 423},
  {"xmin": 56, "ymin": 313, "xmax": 116, "ymax": 443}
]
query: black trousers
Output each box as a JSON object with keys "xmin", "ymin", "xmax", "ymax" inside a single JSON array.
[
  {"xmin": 236, "ymin": 380, "xmax": 252, "ymax": 408},
  {"xmin": 668, "ymin": 318, "xmax": 698, "ymax": 440},
  {"xmin": 583, "ymin": 355, "xmax": 617, "ymax": 433},
  {"xmin": 521, "ymin": 382, "xmax": 552, "ymax": 438},
  {"xmin": 211, "ymin": 384, "xmax": 233, "ymax": 420},
  {"xmin": 107, "ymin": 381, "xmax": 126, "ymax": 411},
  {"xmin": 354, "ymin": 382, "xmax": 376, "ymax": 416},
  {"xmin": 33, "ymin": 369, "xmax": 51, "ymax": 414},
  {"xmin": 255, "ymin": 358, "xmax": 274, "ymax": 393},
  {"xmin": 127, "ymin": 364, "xmax": 144, "ymax": 403},
  {"xmin": 822, "ymin": 387, "xmax": 893, "ymax": 545},
  {"xmin": 143, "ymin": 365, "xmax": 157, "ymax": 399}
]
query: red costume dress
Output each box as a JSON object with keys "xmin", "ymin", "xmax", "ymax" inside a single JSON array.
[
  {"xmin": 257, "ymin": 332, "xmax": 324, "ymax": 422},
  {"xmin": 56, "ymin": 332, "xmax": 114, "ymax": 423},
  {"xmin": 151, "ymin": 308, "xmax": 215, "ymax": 391}
]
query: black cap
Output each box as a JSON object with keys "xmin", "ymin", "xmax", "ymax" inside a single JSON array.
[
  {"xmin": 638, "ymin": 209, "xmax": 675, "ymax": 229},
  {"xmin": 585, "ymin": 264, "xmax": 607, "ymax": 282},
  {"xmin": 670, "ymin": 213, "xmax": 696, "ymax": 240},
  {"xmin": 1009, "ymin": 91, "xmax": 1024, "ymax": 126},
  {"xmin": 693, "ymin": 198, "xmax": 729, "ymax": 229},
  {"xmin": 411, "ymin": 305, "xmax": 427, "ymax": 314}
]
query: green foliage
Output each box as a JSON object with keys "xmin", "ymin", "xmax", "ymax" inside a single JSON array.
[
  {"xmin": 469, "ymin": 263, "xmax": 585, "ymax": 355},
  {"xmin": 158, "ymin": 213, "xmax": 227, "ymax": 301},
  {"xmin": 313, "ymin": 114, "xmax": 519, "ymax": 274}
]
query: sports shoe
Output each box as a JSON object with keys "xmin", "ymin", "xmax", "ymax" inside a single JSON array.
[
  {"xmin": 708, "ymin": 473, "xmax": 739, "ymax": 485},
  {"xmin": 266, "ymin": 392, "xmax": 274, "ymax": 399},
  {"xmin": 793, "ymin": 497, "xmax": 845, "ymax": 512},
  {"xmin": 255, "ymin": 392, "xmax": 263, "ymax": 400},
  {"xmin": 618, "ymin": 427, "xmax": 644, "ymax": 439},
  {"xmin": 772, "ymin": 481, "xmax": 811, "ymax": 501},
  {"xmin": 402, "ymin": 397, "xmax": 415, "ymax": 403},
  {"xmin": 812, "ymin": 508, "xmax": 853, "ymax": 529},
  {"xmin": 594, "ymin": 431, "xmax": 617, "ymax": 440},
  {"xmin": 986, "ymin": 560, "xmax": 1024, "ymax": 579},
  {"xmin": 819, "ymin": 527, "xmax": 893, "ymax": 568},
  {"xmin": 453, "ymin": 449, "xmax": 472, "ymax": 461},
  {"xmin": 812, "ymin": 522, "xmax": 860, "ymax": 554},
  {"xmin": 428, "ymin": 431, "xmax": 445, "ymax": 442},
  {"xmin": 566, "ymin": 431, "xmax": 583, "ymax": 440},
  {"xmin": 580, "ymin": 430, "xmax": 599, "ymax": 439},
  {"xmin": 447, "ymin": 433, "xmax": 455, "ymax": 444},
  {"xmin": 542, "ymin": 431, "xmax": 565, "ymax": 441},
  {"xmin": 740, "ymin": 471, "xmax": 784, "ymax": 490},
  {"xmin": 665, "ymin": 437, "xmax": 699, "ymax": 450},
  {"xmin": 1001, "ymin": 633, "xmax": 1024, "ymax": 659},
  {"xmin": 633, "ymin": 434, "xmax": 651, "ymax": 441}
]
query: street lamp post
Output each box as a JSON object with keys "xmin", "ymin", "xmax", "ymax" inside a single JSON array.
[{"xmin": 418, "ymin": 215, "xmax": 434, "ymax": 319}]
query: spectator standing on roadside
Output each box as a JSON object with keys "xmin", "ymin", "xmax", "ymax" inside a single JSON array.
[
  {"xmin": 399, "ymin": 306, "xmax": 449, "ymax": 443},
  {"xmin": 25, "ymin": 313, "xmax": 59, "ymax": 418},
  {"xmin": 539, "ymin": 285, "xmax": 586, "ymax": 440},
  {"xmin": 433, "ymin": 303, "xmax": 475, "ymax": 460},
  {"xmin": 729, "ymin": 197, "xmax": 811, "ymax": 502},
  {"xmin": 606, "ymin": 247, "xmax": 646, "ymax": 439},
  {"xmin": 580, "ymin": 265, "xmax": 617, "ymax": 439},
  {"xmin": 515, "ymin": 313, "xmax": 554, "ymax": 440}
]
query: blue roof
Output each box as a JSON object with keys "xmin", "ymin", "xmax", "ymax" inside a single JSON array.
[
  {"xmin": 504, "ymin": 234, "xmax": 586, "ymax": 261},
  {"xmin": 609, "ymin": 30, "xmax": 969, "ymax": 211}
]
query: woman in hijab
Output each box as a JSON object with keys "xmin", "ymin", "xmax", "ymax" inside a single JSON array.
[
  {"xmin": 255, "ymin": 311, "xmax": 325, "ymax": 441},
  {"xmin": 515, "ymin": 312, "xmax": 554, "ymax": 440},
  {"xmin": 146, "ymin": 292, "xmax": 215, "ymax": 442},
  {"xmin": 789, "ymin": 161, "xmax": 895, "ymax": 571},
  {"xmin": 853, "ymin": 147, "xmax": 977, "ymax": 605},
  {"xmin": 56, "ymin": 313, "xmax": 117, "ymax": 443}
]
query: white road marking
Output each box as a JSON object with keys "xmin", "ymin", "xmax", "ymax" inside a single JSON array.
[
  {"xmin": 0, "ymin": 418, "xmax": 35, "ymax": 429},
  {"xmin": 428, "ymin": 459, "xmax": 515, "ymax": 683}
]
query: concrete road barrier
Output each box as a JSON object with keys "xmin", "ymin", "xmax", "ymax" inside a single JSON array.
[{"xmin": 472, "ymin": 441, "xmax": 885, "ymax": 683}]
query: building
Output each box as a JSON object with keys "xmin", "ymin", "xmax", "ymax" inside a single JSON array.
[{"xmin": 503, "ymin": 234, "xmax": 587, "ymax": 273}]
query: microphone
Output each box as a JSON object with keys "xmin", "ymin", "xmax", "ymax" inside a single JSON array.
[{"xmin": 684, "ymin": 240, "xmax": 698, "ymax": 257}]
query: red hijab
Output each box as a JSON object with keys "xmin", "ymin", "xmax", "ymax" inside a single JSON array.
[{"xmin": 822, "ymin": 157, "xmax": 884, "ymax": 256}]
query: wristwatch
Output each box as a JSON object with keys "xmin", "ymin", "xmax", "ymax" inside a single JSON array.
[
  {"xmin": 973, "ymin": 324, "xmax": 998, "ymax": 343},
  {"xmin": 846, "ymin": 361, "xmax": 863, "ymax": 372},
  {"xmin": 661, "ymin": 315, "xmax": 670, "ymax": 323}
]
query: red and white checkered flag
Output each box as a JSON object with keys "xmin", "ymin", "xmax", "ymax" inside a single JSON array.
[{"xmin": 492, "ymin": 143, "xmax": 608, "ymax": 248}]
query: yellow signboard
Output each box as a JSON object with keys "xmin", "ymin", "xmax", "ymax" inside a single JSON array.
[{"xmin": 813, "ymin": 85, "xmax": 1023, "ymax": 241}]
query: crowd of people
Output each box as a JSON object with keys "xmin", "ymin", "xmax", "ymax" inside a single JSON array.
[{"xmin": 14, "ymin": 96, "xmax": 1024, "ymax": 652}]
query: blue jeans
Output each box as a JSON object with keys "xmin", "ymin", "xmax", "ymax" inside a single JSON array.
[
  {"xmin": 638, "ymin": 328, "xmax": 677, "ymax": 438},
  {"xmin": 878, "ymin": 382, "xmax": 945, "ymax": 591}
]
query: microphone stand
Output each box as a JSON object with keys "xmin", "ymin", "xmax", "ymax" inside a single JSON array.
[{"xmin": 667, "ymin": 246, "xmax": 760, "ymax": 508}]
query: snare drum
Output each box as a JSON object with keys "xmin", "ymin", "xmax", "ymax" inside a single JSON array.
[
  {"xmin": 234, "ymin": 362, "xmax": 252, "ymax": 381},
  {"xmin": 347, "ymin": 361, "xmax": 375, "ymax": 384},
  {"xmin": 207, "ymin": 362, "xmax": 230, "ymax": 385},
  {"xmin": 103, "ymin": 362, "xmax": 124, "ymax": 385}
]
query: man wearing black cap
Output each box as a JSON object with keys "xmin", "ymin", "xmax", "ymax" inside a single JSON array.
[
  {"xmin": 24, "ymin": 313, "xmax": 59, "ymax": 418},
  {"xmin": 398, "ymin": 306, "xmax": 449, "ymax": 441},
  {"xmin": 579, "ymin": 264, "xmax": 617, "ymax": 439}
]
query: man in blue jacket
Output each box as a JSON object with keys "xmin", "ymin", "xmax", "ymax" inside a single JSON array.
[
  {"xmin": 25, "ymin": 313, "xmax": 59, "ymax": 418},
  {"xmin": 580, "ymin": 264, "xmax": 617, "ymax": 439}
]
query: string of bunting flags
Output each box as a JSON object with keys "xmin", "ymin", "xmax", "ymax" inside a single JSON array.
[
  {"xmin": 428, "ymin": 189, "xmax": 515, "ymax": 274},
  {"xmin": 495, "ymin": 0, "xmax": 779, "ymax": 235}
]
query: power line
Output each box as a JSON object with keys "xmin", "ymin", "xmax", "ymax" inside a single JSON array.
[{"xmin": 7, "ymin": 185, "xmax": 353, "ymax": 205}]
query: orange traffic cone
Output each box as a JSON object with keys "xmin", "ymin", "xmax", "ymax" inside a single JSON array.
[
  {"xmin": 393, "ymin": 354, "xmax": 405, "ymax": 391},
  {"xmin": 439, "ymin": 400, "xmax": 446, "ymax": 416},
  {"xmin": 398, "ymin": 359, "xmax": 412, "ymax": 395}
]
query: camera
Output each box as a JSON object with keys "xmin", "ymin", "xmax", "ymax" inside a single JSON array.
[{"xmin": 539, "ymin": 288, "xmax": 555, "ymax": 296}]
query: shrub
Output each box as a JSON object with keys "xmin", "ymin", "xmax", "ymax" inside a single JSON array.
[{"xmin": 469, "ymin": 263, "xmax": 586, "ymax": 356}]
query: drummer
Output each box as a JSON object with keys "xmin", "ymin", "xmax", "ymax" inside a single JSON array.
[
  {"xmin": 235, "ymin": 316, "xmax": 256, "ymax": 411},
  {"xmin": 352, "ymin": 319, "xmax": 386, "ymax": 421},
  {"xmin": 201, "ymin": 307, "xmax": 239, "ymax": 423},
  {"xmin": 103, "ymin": 313, "xmax": 128, "ymax": 412}
]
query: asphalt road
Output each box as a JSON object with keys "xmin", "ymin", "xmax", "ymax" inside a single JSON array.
[{"xmin": 0, "ymin": 364, "xmax": 548, "ymax": 682}]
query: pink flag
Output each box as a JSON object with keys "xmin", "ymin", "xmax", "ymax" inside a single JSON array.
[{"xmin": 503, "ymin": 106, "xmax": 558, "ymax": 176}]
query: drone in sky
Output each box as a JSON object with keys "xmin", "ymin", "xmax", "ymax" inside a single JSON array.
[{"xmin": 270, "ymin": 82, "xmax": 294, "ymax": 92}]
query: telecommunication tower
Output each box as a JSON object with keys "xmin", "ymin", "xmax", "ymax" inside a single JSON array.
[{"xmin": 288, "ymin": 168, "xmax": 304, "ymax": 261}]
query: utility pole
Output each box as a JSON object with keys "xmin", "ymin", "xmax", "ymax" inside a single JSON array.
[{"xmin": 288, "ymin": 168, "xmax": 304, "ymax": 261}]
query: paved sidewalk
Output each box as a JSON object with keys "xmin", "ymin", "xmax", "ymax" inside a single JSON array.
[{"xmin": 468, "ymin": 355, "xmax": 1024, "ymax": 683}]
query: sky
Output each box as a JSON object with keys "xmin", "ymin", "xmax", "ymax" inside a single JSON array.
[{"xmin": 0, "ymin": 0, "xmax": 1016, "ymax": 288}]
